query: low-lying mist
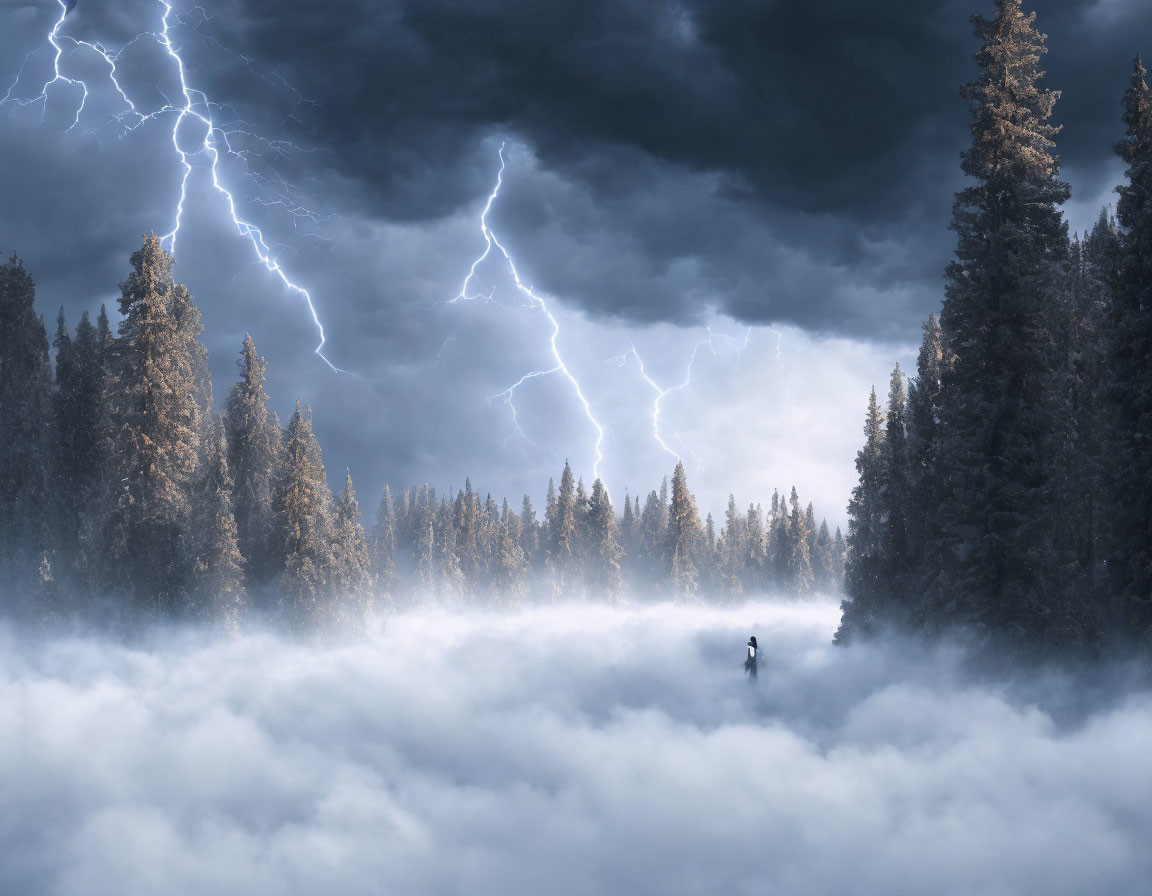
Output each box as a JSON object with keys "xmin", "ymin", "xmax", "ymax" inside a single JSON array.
[{"xmin": 2, "ymin": 597, "xmax": 1151, "ymax": 895}]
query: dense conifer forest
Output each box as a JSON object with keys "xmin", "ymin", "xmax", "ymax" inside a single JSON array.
[
  {"xmin": 838, "ymin": 0, "xmax": 1152, "ymax": 654},
  {"xmin": 13, "ymin": 0, "xmax": 1148, "ymax": 658},
  {"xmin": 0, "ymin": 235, "xmax": 843, "ymax": 631}
]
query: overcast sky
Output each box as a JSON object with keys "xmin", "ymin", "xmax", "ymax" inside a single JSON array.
[{"xmin": 1, "ymin": 0, "xmax": 1148, "ymax": 527}]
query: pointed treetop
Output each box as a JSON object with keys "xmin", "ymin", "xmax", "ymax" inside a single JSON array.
[
  {"xmin": 961, "ymin": 0, "xmax": 1065, "ymax": 190},
  {"xmin": 119, "ymin": 233, "xmax": 176, "ymax": 317},
  {"xmin": 338, "ymin": 469, "xmax": 361, "ymax": 519},
  {"xmin": 888, "ymin": 365, "xmax": 907, "ymax": 412},
  {"xmin": 862, "ymin": 387, "xmax": 886, "ymax": 447},
  {"xmin": 1119, "ymin": 52, "xmax": 1152, "ymax": 157}
]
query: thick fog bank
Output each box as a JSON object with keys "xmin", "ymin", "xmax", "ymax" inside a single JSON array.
[{"xmin": 2, "ymin": 598, "xmax": 1151, "ymax": 895}]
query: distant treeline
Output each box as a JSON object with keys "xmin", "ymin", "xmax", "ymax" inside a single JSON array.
[
  {"xmin": 0, "ymin": 236, "xmax": 842, "ymax": 631},
  {"xmin": 838, "ymin": 1, "xmax": 1152, "ymax": 654},
  {"xmin": 382, "ymin": 471, "xmax": 844, "ymax": 605}
]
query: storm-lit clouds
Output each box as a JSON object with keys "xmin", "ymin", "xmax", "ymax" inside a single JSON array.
[
  {"xmin": 3, "ymin": 600, "xmax": 1152, "ymax": 895},
  {"xmin": 0, "ymin": 0, "xmax": 1146, "ymax": 520}
]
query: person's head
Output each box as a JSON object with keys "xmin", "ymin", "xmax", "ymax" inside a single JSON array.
[{"xmin": 749, "ymin": 636, "xmax": 757, "ymax": 648}]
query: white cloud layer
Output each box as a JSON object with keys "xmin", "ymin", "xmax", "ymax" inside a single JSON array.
[{"xmin": 2, "ymin": 599, "xmax": 1151, "ymax": 895}]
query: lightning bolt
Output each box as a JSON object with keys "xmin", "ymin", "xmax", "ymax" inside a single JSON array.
[
  {"xmin": 457, "ymin": 143, "xmax": 606, "ymax": 480},
  {"xmin": 605, "ymin": 325, "xmax": 754, "ymax": 476},
  {"xmin": 613, "ymin": 340, "xmax": 707, "ymax": 473},
  {"xmin": 770, "ymin": 324, "xmax": 797, "ymax": 401},
  {"xmin": 5, "ymin": 3, "xmax": 792, "ymax": 474},
  {"xmin": 1, "ymin": 0, "xmax": 95, "ymax": 131},
  {"xmin": 1, "ymin": 0, "xmax": 341, "ymax": 372}
]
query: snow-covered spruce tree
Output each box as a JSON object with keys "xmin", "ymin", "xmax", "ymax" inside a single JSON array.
[
  {"xmin": 0, "ymin": 255, "xmax": 53, "ymax": 590},
  {"xmin": 768, "ymin": 494, "xmax": 790, "ymax": 589},
  {"xmin": 637, "ymin": 488, "xmax": 666, "ymax": 590},
  {"xmin": 224, "ymin": 335, "xmax": 282, "ymax": 585},
  {"xmin": 702, "ymin": 512, "xmax": 718, "ymax": 594},
  {"xmin": 331, "ymin": 470, "xmax": 374, "ymax": 624},
  {"xmin": 436, "ymin": 492, "xmax": 465, "ymax": 597},
  {"xmin": 719, "ymin": 495, "xmax": 745, "ymax": 594},
  {"xmin": 520, "ymin": 494, "xmax": 540, "ymax": 573},
  {"xmin": 410, "ymin": 486, "xmax": 438, "ymax": 596},
  {"xmin": 547, "ymin": 461, "xmax": 578, "ymax": 597},
  {"xmin": 454, "ymin": 480, "xmax": 483, "ymax": 597},
  {"xmin": 273, "ymin": 402, "xmax": 336, "ymax": 629},
  {"xmin": 787, "ymin": 487, "xmax": 814, "ymax": 596},
  {"xmin": 629, "ymin": 494, "xmax": 642, "ymax": 580},
  {"xmin": 192, "ymin": 422, "xmax": 246, "ymax": 632},
  {"xmin": 170, "ymin": 263, "xmax": 213, "ymax": 430},
  {"xmin": 835, "ymin": 388, "xmax": 887, "ymax": 643},
  {"xmin": 805, "ymin": 502, "xmax": 818, "ymax": 580},
  {"xmin": 814, "ymin": 519, "xmax": 837, "ymax": 591},
  {"xmin": 575, "ymin": 475, "xmax": 590, "ymax": 536},
  {"xmin": 481, "ymin": 492, "xmax": 500, "ymax": 590},
  {"xmin": 372, "ymin": 484, "xmax": 396, "ymax": 598},
  {"xmin": 744, "ymin": 502, "xmax": 766, "ymax": 591},
  {"xmin": 97, "ymin": 236, "xmax": 211, "ymax": 609},
  {"xmin": 622, "ymin": 493, "xmax": 635, "ymax": 544},
  {"xmin": 544, "ymin": 477, "xmax": 557, "ymax": 527},
  {"xmin": 585, "ymin": 478, "xmax": 623, "ymax": 599},
  {"xmin": 667, "ymin": 461, "xmax": 703, "ymax": 600},
  {"xmin": 492, "ymin": 498, "xmax": 528, "ymax": 606},
  {"xmin": 933, "ymin": 0, "xmax": 1074, "ymax": 641},
  {"xmin": 655, "ymin": 476, "xmax": 670, "ymax": 561}
]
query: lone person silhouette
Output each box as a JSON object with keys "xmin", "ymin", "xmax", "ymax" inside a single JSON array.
[{"xmin": 744, "ymin": 635, "xmax": 758, "ymax": 680}]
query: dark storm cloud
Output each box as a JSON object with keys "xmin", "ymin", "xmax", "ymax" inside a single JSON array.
[
  {"xmin": 5, "ymin": 0, "xmax": 1148, "ymax": 336},
  {"xmin": 158, "ymin": 0, "xmax": 1152, "ymax": 334},
  {"xmin": 210, "ymin": 0, "xmax": 967, "ymax": 219},
  {"xmin": 1, "ymin": 0, "xmax": 1147, "ymax": 510}
]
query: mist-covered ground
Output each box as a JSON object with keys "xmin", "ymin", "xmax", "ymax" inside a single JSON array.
[{"xmin": 2, "ymin": 598, "xmax": 1151, "ymax": 895}]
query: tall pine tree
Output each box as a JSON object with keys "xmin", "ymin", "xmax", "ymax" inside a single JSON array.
[
  {"xmin": 98, "ymin": 235, "xmax": 211, "ymax": 608},
  {"xmin": 884, "ymin": 366, "xmax": 910, "ymax": 599},
  {"xmin": 224, "ymin": 335, "xmax": 282, "ymax": 584},
  {"xmin": 667, "ymin": 462, "xmax": 703, "ymax": 600},
  {"xmin": 586, "ymin": 478, "xmax": 623, "ymax": 599},
  {"xmin": 547, "ymin": 461, "xmax": 578, "ymax": 596},
  {"xmin": 0, "ymin": 255, "xmax": 53, "ymax": 589},
  {"xmin": 836, "ymin": 388, "xmax": 887, "ymax": 643},
  {"xmin": 373, "ymin": 484, "xmax": 397, "ymax": 598},
  {"xmin": 331, "ymin": 470, "xmax": 374, "ymax": 624},
  {"xmin": 934, "ymin": 0, "xmax": 1073, "ymax": 640},
  {"xmin": 905, "ymin": 315, "xmax": 947, "ymax": 620},
  {"xmin": 191, "ymin": 422, "xmax": 246, "ymax": 631},
  {"xmin": 273, "ymin": 402, "xmax": 336, "ymax": 627}
]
